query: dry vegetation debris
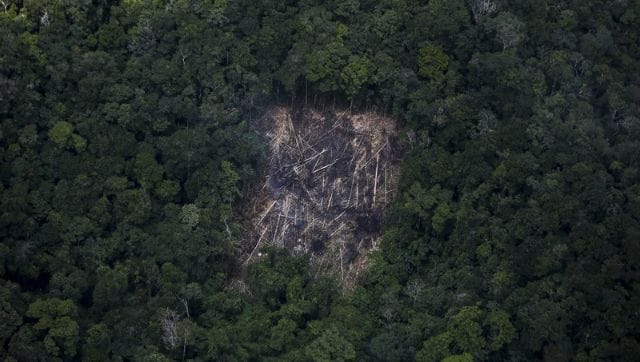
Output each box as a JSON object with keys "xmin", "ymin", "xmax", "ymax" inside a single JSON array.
[{"xmin": 244, "ymin": 106, "xmax": 400, "ymax": 289}]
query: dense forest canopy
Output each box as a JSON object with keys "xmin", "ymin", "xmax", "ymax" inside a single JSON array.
[{"xmin": 1, "ymin": 0, "xmax": 639, "ymax": 360}]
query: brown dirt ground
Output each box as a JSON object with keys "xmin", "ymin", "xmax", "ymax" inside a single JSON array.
[{"xmin": 243, "ymin": 106, "xmax": 401, "ymax": 290}]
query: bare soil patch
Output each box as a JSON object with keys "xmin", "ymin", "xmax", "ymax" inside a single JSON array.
[{"xmin": 244, "ymin": 106, "xmax": 400, "ymax": 289}]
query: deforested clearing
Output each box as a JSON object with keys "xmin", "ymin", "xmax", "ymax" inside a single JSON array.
[{"xmin": 243, "ymin": 106, "xmax": 400, "ymax": 289}]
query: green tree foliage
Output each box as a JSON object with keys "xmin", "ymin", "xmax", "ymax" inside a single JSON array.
[
  {"xmin": 339, "ymin": 55, "xmax": 372, "ymax": 98},
  {"xmin": 492, "ymin": 12, "xmax": 526, "ymax": 51},
  {"xmin": 47, "ymin": 121, "xmax": 73, "ymax": 146},
  {"xmin": 417, "ymin": 43, "xmax": 449, "ymax": 82},
  {"xmin": 26, "ymin": 298, "xmax": 79, "ymax": 359},
  {"xmin": 304, "ymin": 324, "xmax": 356, "ymax": 362}
]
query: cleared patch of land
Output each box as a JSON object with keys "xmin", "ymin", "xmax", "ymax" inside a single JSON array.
[{"xmin": 244, "ymin": 106, "xmax": 400, "ymax": 289}]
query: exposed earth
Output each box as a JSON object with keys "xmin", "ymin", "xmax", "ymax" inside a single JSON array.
[{"xmin": 244, "ymin": 106, "xmax": 400, "ymax": 289}]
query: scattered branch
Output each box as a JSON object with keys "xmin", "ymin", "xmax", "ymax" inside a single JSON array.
[{"xmin": 470, "ymin": 0, "xmax": 497, "ymax": 23}]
